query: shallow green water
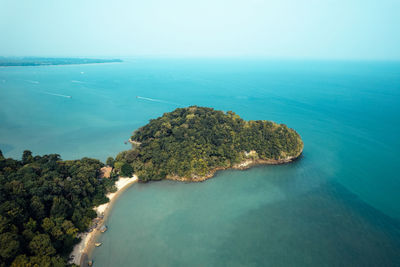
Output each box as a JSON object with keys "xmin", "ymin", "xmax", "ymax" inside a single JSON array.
[
  {"xmin": 94, "ymin": 168, "xmax": 400, "ymax": 266},
  {"xmin": 1, "ymin": 59, "xmax": 400, "ymax": 265}
]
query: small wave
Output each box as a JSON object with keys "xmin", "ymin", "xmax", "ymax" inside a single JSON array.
[{"xmin": 71, "ymin": 80, "xmax": 86, "ymax": 84}]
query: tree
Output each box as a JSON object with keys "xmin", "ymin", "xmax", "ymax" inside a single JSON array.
[
  {"xmin": 30, "ymin": 196, "xmax": 45, "ymax": 220},
  {"xmin": 120, "ymin": 163, "xmax": 134, "ymax": 177},
  {"xmin": 11, "ymin": 254, "xmax": 30, "ymax": 266},
  {"xmin": 0, "ymin": 232, "xmax": 20, "ymax": 261},
  {"xmin": 114, "ymin": 161, "xmax": 124, "ymax": 171},
  {"xmin": 29, "ymin": 234, "xmax": 56, "ymax": 256},
  {"xmin": 106, "ymin": 157, "xmax": 115, "ymax": 167},
  {"xmin": 22, "ymin": 150, "xmax": 33, "ymax": 165}
]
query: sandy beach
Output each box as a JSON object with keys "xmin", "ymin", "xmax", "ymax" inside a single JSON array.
[{"xmin": 69, "ymin": 175, "xmax": 138, "ymax": 266}]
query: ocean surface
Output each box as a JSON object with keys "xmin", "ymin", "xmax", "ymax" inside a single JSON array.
[{"xmin": 1, "ymin": 59, "xmax": 400, "ymax": 266}]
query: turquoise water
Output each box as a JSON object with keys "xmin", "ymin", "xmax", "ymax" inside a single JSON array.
[{"xmin": 1, "ymin": 59, "xmax": 400, "ymax": 266}]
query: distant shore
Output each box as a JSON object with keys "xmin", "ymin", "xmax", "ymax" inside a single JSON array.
[
  {"xmin": 0, "ymin": 57, "xmax": 122, "ymax": 67},
  {"xmin": 69, "ymin": 176, "xmax": 138, "ymax": 266}
]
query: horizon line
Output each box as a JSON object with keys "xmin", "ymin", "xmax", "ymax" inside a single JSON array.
[{"xmin": 1, "ymin": 55, "xmax": 400, "ymax": 63}]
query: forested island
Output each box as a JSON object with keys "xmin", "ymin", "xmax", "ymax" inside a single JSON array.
[
  {"xmin": 114, "ymin": 106, "xmax": 303, "ymax": 182},
  {"xmin": 0, "ymin": 150, "xmax": 117, "ymax": 266},
  {"xmin": 0, "ymin": 57, "xmax": 122, "ymax": 67}
]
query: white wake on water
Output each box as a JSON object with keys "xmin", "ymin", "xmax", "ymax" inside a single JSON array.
[
  {"xmin": 39, "ymin": 91, "xmax": 72, "ymax": 98},
  {"xmin": 25, "ymin": 80, "xmax": 39, "ymax": 84},
  {"xmin": 71, "ymin": 80, "xmax": 87, "ymax": 84},
  {"xmin": 136, "ymin": 96, "xmax": 183, "ymax": 106}
]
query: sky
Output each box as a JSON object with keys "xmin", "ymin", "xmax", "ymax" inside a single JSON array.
[{"xmin": 0, "ymin": 0, "xmax": 399, "ymax": 60}]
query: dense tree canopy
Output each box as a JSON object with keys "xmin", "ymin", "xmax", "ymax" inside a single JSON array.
[
  {"xmin": 0, "ymin": 151, "xmax": 117, "ymax": 266},
  {"xmin": 117, "ymin": 106, "xmax": 303, "ymax": 182}
]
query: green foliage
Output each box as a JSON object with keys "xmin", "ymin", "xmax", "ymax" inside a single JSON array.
[
  {"xmin": 120, "ymin": 163, "xmax": 134, "ymax": 177},
  {"xmin": 0, "ymin": 151, "xmax": 117, "ymax": 266},
  {"xmin": 22, "ymin": 150, "xmax": 33, "ymax": 165},
  {"xmin": 118, "ymin": 106, "xmax": 303, "ymax": 182},
  {"xmin": 29, "ymin": 234, "xmax": 55, "ymax": 256},
  {"xmin": 0, "ymin": 232, "xmax": 19, "ymax": 260},
  {"xmin": 114, "ymin": 161, "xmax": 124, "ymax": 171},
  {"xmin": 106, "ymin": 157, "xmax": 115, "ymax": 167}
]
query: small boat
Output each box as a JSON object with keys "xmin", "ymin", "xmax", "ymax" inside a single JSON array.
[
  {"xmin": 100, "ymin": 225, "xmax": 108, "ymax": 233},
  {"xmin": 95, "ymin": 242, "xmax": 102, "ymax": 247}
]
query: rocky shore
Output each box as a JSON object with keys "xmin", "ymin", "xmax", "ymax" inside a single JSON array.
[{"xmin": 166, "ymin": 151, "xmax": 302, "ymax": 182}]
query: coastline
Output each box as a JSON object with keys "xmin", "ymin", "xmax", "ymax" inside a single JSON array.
[
  {"xmin": 0, "ymin": 60, "xmax": 123, "ymax": 68},
  {"xmin": 68, "ymin": 150, "xmax": 302, "ymax": 264},
  {"xmin": 69, "ymin": 175, "xmax": 138, "ymax": 266},
  {"xmin": 166, "ymin": 153, "xmax": 302, "ymax": 182}
]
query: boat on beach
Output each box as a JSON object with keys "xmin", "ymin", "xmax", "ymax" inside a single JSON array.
[{"xmin": 100, "ymin": 225, "xmax": 108, "ymax": 233}]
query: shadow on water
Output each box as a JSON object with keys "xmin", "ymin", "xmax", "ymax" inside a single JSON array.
[{"xmin": 214, "ymin": 181, "xmax": 400, "ymax": 267}]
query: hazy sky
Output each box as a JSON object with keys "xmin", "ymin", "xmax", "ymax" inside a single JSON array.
[{"xmin": 1, "ymin": 0, "xmax": 399, "ymax": 60}]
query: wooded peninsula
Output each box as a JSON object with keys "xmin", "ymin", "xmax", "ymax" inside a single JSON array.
[
  {"xmin": 0, "ymin": 106, "xmax": 303, "ymax": 266},
  {"xmin": 0, "ymin": 151, "xmax": 117, "ymax": 266},
  {"xmin": 114, "ymin": 106, "xmax": 303, "ymax": 182}
]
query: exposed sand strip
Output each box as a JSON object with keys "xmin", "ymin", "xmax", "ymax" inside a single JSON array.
[{"xmin": 69, "ymin": 175, "xmax": 138, "ymax": 266}]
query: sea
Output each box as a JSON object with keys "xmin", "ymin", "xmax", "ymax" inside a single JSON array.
[{"xmin": 1, "ymin": 59, "xmax": 399, "ymax": 266}]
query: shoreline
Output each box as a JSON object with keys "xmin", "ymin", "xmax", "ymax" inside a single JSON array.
[
  {"xmin": 0, "ymin": 61, "xmax": 123, "ymax": 68},
  {"xmin": 166, "ymin": 153, "xmax": 302, "ymax": 182},
  {"xmin": 69, "ymin": 175, "xmax": 138, "ymax": 266},
  {"xmin": 69, "ymin": 151, "xmax": 302, "ymax": 264}
]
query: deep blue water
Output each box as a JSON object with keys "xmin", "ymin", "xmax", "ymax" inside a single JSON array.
[{"xmin": 1, "ymin": 59, "xmax": 400, "ymax": 266}]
